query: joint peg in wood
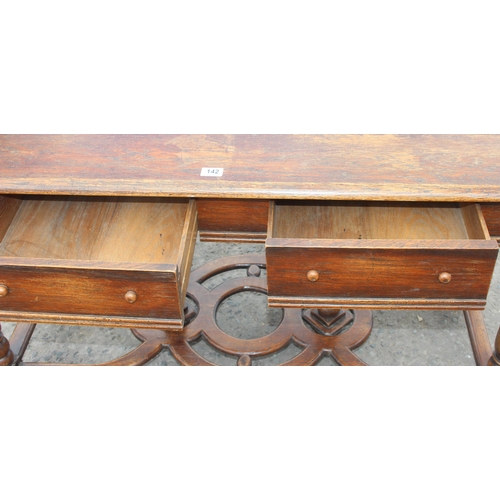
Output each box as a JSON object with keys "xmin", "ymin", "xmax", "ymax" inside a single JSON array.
[
  {"xmin": 0, "ymin": 285, "xmax": 9, "ymax": 297},
  {"xmin": 438, "ymin": 272, "xmax": 452, "ymax": 284},
  {"xmin": 125, "ymin": 290, "xmax": 138, "ymax": 303},
  {"xmin": 307, "ymin": 270, "xmax": 319, "ymax": 282}
]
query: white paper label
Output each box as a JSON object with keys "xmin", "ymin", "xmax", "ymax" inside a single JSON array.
[{"xmin": 200, "ymin": 168, "xmax": 224, "ymax": 177}]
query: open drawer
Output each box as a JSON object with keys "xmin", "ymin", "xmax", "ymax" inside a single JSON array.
[
  {"xmin": 481, "ymin": 203, "xmax": 500, "ymax": 242},
  {"xmin": 266, "ymin": 201, "xmax": 499, "ymax": 310},
  {"xmin": 0, "ymin": 195, "xmax": 197, "ymax": 329}
]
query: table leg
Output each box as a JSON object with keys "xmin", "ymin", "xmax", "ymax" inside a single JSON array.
[
  {"xmin": 0, "ymin": 323, "xmax": 14, "ymax": 366},
  {"xmin": 8, "ymin": 323, "xmax": 37, "ymax": 365},
  {"xmin": 463, "ymin": 310, "xmax": 495, "ymax": 366}
]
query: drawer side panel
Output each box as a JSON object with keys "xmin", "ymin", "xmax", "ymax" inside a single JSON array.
[{"xmin": 481, "ymin": 203, "xmax": 500, "ymax": 238}]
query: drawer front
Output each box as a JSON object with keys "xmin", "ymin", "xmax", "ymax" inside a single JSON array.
[
  {"xmin": 0, "ymin": 265, "xmax": 184, "ymax": 328},
  {"xmin": 266, "ymin": 243, "xmax": 498, "ymax": 309},
  {"xmin": 197, "ymin": 198, "xmax": 269, "ymax": 242}
]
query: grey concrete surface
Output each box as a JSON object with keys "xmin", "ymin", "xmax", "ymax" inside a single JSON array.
[{"xmin": 2, "ymin": 240, "xmax": 500, "ymax": 366}]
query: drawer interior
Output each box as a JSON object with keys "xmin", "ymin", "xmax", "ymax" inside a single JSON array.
[
  {"xmin": 0, "ymin": 195, "xmax": 192, "ymax": 265},
  {"xmin": 270, "ymin": 201, "xmax": 491, "ymax": 241}
]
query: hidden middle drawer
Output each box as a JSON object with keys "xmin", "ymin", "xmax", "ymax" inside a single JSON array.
[
  {"xmin": 0, "ymin": 195, "xmax": 197, "ymax": 329},
  {"xmin": 266, "ymin": 200, "xmax": 499, "ymax": 310}
]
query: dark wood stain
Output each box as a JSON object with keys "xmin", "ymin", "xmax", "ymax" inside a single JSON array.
[
  {"xmin": 481, "ymin": 202, "xmax": 500, "ymax": 238},
  {"xmin": 0, "ymin": 196, "xmax": 197, "ymax": 328},
  {"xmin": 266, "ymin": 200, "xmax": 498, "ymax": 309},
  {"xmin": 0, "ymin": 135, "xmax": 499, "ymax": 365},
  {"xmin": 197, "ymin": 198, "xmax": 268, "ymax": 242}
]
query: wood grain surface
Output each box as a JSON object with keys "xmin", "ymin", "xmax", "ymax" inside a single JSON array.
[
  {"xmin": 197, "ymin": 198, "xmax": 269, "ymax": 232},
  {"xmin": 1, "ymin": 135, "xmax": 500, "ymax": 201},
  {"xmin": 197, "ymin": 198, "xmax": 268, "ymax": 242},
  {"xmin": 0, "ymin": 197, "xmax": 198, "ymax": 328},
  {"xmin": 0, "ymin": 265, "xmax": 182, "ymax": 318},
  {"xmin": 0, "ymin": 196, "xmax": 189, "ymax": 264},
  {"xmin": 266, "ymin": 201, "xmax": 498, "ymax": 309},
  {"xmin": 266, "ymin": 244, "xmax": 497, "ymax": 307},
  {"xmin": 271, "ymin": 201, "xmax": 477, "ymax": 240},
  {"xmin": 481, "ymin": 203, "xmax": 500, "ymax": 238}
]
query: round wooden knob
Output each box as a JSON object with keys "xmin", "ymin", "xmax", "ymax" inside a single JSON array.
[
  {"xmin": 307, "ymin": 270, "xmax": 319, "ymax": 282},
  {"xmin": 438, "ymin": 272, "xmax": 452, "ymax": 284},
  {"xmin": 124, "ymin": 290, "xmax": 138, "ymax": 303},
  {"xmin": 0, "ymin": 285, "xmax": 8, "ymax": 297}
]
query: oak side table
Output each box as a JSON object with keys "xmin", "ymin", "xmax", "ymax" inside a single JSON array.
[{"xmin": 1, "ymin": 135, "xmax": 499, "ymax": 365}]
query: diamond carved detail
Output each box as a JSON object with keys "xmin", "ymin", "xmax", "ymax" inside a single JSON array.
[{"xmin": 302, "ymin": 308, "xmax": 355, "ymax": 336}]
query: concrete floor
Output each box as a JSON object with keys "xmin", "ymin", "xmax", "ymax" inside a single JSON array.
[{"xmin": 2, "ymin": 241, "xmax": 499, "ymax": 366}]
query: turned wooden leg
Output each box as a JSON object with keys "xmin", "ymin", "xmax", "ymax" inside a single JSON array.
[
  {"xmin": 0, "ymin": 323, "xmax": 14, "ymax": 366},
  {"xmin": 464, "ymin": 311, "xmax": 494, "ymax": 366}
]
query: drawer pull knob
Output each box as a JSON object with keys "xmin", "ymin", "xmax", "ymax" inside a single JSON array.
[
  {"xmin": 125, "ymin": 290, "xmax": 138, "ymax": 303},
  {"xmin": 0, "ymin": 285, "xmax": 8, "ymax": 297},
  {"xmin": 438, "ymin": 272, "xmax": 452, "ymax": 284},
  {"xmin": 307, "ymin": 270, "xmax": 320, "ymax": 282}
]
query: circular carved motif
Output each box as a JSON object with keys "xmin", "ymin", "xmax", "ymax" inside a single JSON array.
[{"xmin": 133, "ymin": 255, "xmax": 373, "ymax": 366}]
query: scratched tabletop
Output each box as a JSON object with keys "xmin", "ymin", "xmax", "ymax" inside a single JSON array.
[{"xmin": 1, "ymin": 135, "xmax": 500, "ymax": 201}]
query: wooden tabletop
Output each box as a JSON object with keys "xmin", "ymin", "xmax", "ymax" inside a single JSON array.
[{"xmin": 1, "ymin": 134, "xmax": 500, "ymax": 201}]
